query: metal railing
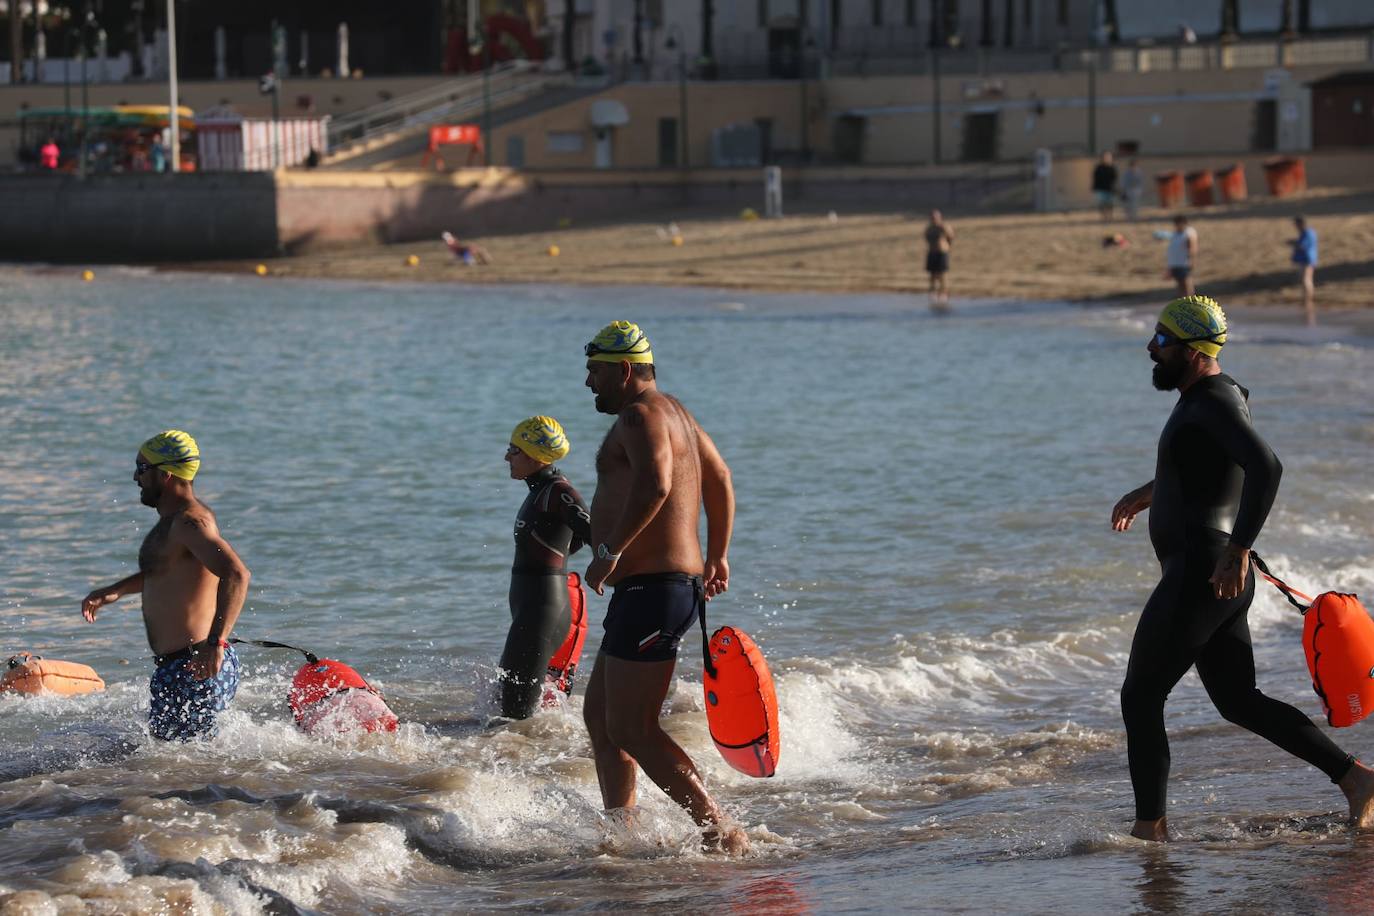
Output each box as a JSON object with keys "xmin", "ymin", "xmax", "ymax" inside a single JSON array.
[
  {"xmin": 325, "ymin": 60, "xmax": 544, "ymax": 152},
  {"xmin": 708, "ymin": 31, "xmax": 1374, "ymax": 81}
]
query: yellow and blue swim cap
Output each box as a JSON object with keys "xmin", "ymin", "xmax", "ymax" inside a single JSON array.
[
  {"xmin": 511, "ymin": 416, "xmax": 570, "ymax": 464},
  {"xmin": 1159, "ymin": 295, "xmax": 1227, "ymax": 359},
  {"xmin": 585, "ymin": 320, "xmax": 653, "ymax": 364},
  {"xmin": 139, "ymin": 429, "xmax": 201, "ymax": 481}
]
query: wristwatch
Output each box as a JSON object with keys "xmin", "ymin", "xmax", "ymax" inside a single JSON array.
[{"xmin": 596, "ymin": 543, "xmax": 622, "ymax": 561}]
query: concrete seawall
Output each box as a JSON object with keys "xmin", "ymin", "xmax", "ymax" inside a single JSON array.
[{"xmin": 0, "ymin": 172, "xmax": 280, "ymax": 261}]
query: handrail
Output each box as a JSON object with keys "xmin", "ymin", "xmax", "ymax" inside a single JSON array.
[{"xmin": 327, "ymin": 61, "xmax": 537, "ymax": 150}]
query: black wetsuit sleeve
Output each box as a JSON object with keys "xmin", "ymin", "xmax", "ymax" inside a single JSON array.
[
  {"xmin": 1201, "ymin": 392, "xmax": 1282, "ymax": 549},
  {"xmin": 559, "ymin": 482, "xmax": 592, "ymax": 555}
]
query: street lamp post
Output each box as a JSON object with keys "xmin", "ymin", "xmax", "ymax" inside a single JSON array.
[
  {"xmin": 78, "ymin": 10, "xmax": 95, "ymax": 179},
  {"xmin": 483, "ymin": 29, "xmax": 492, "ymax": 167},
  {"xmin": 665, "ymin": 25, "xmax": 687, "ymax": 169}
]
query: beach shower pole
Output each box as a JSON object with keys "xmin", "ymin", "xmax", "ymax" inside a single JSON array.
[
  {"xmin": 167, "ymin": 0, "xmax": 180, "ymax": 173},
  {"xmin": 1086, "ymin": 47, "xmax": 1097, "ymax": 156}
]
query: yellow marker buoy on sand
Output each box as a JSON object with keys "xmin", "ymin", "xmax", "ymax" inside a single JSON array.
[
  {"xmin": 557, "ymin": 217, "xmax": 572, "ymax": 229},
  {"xmin": 547, "ymin": 245, "xmax": 561, "ymax": 257},
  {"xmin": 405, "ymin": 254, "xmax": 420, "ymax": 267},
  {"xmin": 740, "ymin": 207, "xmax": 759, "ymax": 221},
  {"xmin": 255, "ymin": 264, "xmax": 268, "ymax": 276},
  {"xmin": 81, "ymin": 270, "xmax": 95, "ymax": 282},
  {"xmin": 672, "ymin": 235, "xmax": 684, "ymax": 247}
]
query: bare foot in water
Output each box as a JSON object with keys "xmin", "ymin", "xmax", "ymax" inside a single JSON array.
[
  {"xmin": 702, "ymin": 822, "xmax": 750, "ymax": 856},
  {"xmin": 1130, "ymin": 817, "xmax": 1170, "ymax": 842},
  {"xmin": 1339, "ymin": 760, "xmax": 1374, "ymax": 828}
]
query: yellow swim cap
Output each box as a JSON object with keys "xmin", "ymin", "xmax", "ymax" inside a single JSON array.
[
  {"xmin": 585, "ymin": 320, "xmax": 653, "ymax": 364},
  {"xmin": 1159, "ymin": 295, "xmax": 1227, "ymax": 359},
  {"xmin": 511, "ymin": 416, "xmax": 570, "ymax": 464},
  {"xmin": 139, "ymin": 429, "xmax": 201, "ymax": 481}
]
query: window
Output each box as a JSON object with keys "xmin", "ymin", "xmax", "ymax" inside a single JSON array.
[
  {"xmin": 506, "ymin": 135, "xmax": 525, "ymax": 168},
  {"xmin": 758, "ymin": 0, "xmax": 768, "ymax": 28},
  {"xmin": 906, "ymin": 0, "xmax": 917, "ymax": 27},
  {"xmin": 1057, "ymin": 0, "xmax": 1068, "ymax": 27},
  {"xmin": 547, "ymin": 131, "xmax": 585, "ymax": 153},
  {"xmin": 872, "ymin": 0, "xmax": 884, "ymax": 27}
]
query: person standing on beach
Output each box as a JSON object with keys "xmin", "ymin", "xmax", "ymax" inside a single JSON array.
[
  {"xmin": 1111, "ymin": 296, "xmax": 1374, "ymax": 842},
  {"xmin": 579, "ymin": 321, "xmax": 748, "ymax": 855},
  {"xmin": 1289, "ymin": 216, "xmax": 1318, "ymax": 326},
  {"xmin": 1165, "ymin": 215, "xmax": 1197, "ymax": 297},
  {"xmin": 1092, "ymin": 152, "xmax": 1118, "ymax": 221},
  {"xmin": 81, "ymin": 430, "xmax": 251, "ymax": 740},
  {"xmin": 923, "ymin": 210, "xmax": 954, "ymax": 310},
  {"xmin": 1120, "ymin": 159, "xmax": 1145, "ymax": 222}
]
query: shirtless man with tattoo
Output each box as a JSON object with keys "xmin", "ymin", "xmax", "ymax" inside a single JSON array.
[
  {"xmin": 579, "ymin": 321, "xmax": 748, "ymax": 854},
  {"xmin": 81, "ymin": 430, "xmax": 251, "ymax": 740}
]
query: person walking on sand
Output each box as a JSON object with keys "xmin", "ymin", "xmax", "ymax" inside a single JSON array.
[
  {"xmin": 1165, "ymin": 214, "xmax": 1197, "ymax": 297},
  {"xmin": 1289, "ymin": 216, "xmax": 1318, "ymax": 326},
  {"xmin": 1111, "ymin": 296, "xmax": 1374, "ymax": 842},
  {"xmin": 1121, "ymin": 159, "xmax": 1145, "ymax": 222},
  {"xmin": 923, "ymin": 209, "xmax": 954, "ymax": 310},
  {"xmin": 1092, "ymin": 151, "xmax": 1119, "ymax": 221},
  {"xmin": 81, "ymin": 430, "xmax": 251, "ymax": 741},
  {"xmin": 579, "ymin": 320, "xmax": 749, "ymax": 855}
]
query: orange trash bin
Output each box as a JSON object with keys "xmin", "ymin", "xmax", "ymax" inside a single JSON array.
[
  {"xmin": 1216, "ymin": 164, "xmax": 1247, "ymax": 202},
  {"xmin": 1263, "ymin": 157, "xmax": 1306, "ymax": 197},
  {"xmin": 1154, "ymin": 171, "xmax": 1184, "ymax": 208},
  {"xmin": 1185, "ymin": 170, "xmax": 1214, "ymax": 207}
]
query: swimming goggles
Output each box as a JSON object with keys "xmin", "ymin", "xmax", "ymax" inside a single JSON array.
[
  {"xmin": 1153, "ymin": 331, "xmax": 1222, "ymax": 348},
  {"xmin": 584, "ymin": 341, "xmax": 650, "ymax": 358}
]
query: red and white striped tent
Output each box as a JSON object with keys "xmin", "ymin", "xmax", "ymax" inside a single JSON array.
[{"xmin": 196, "ymin": 111, "xmax": 330, "ymax": 172}]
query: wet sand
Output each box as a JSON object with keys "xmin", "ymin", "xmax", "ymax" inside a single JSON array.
[{"xmin": 187, "ymin": 187, "xmax": 1374, "ymax": 313}]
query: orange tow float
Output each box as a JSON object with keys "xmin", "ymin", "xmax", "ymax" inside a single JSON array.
[
  {"xmin": 1, "ymin": 652, "xmax": 105, "ymax": 696},
  {"xmin": 543, "ymin": 571, "xmax": 589, "ymax": 703},
  {"xmin": 702, "ymin": 622, "xmax": 781, "ymax": 778},
  {"xmin": 1253, "ymin": 553, "xmax": 1374, "ymax": 728}
]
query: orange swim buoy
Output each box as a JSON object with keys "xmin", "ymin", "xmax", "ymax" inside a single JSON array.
[
  {"xmin": 1303, "ymin": 592, "xmax": 1374, "ymax": 728},
  {"xmin": 703, "ymin": 626, "xmax": 780, "ymax": 777},
  {"xmin": 288, "ymin": 658, "xmax": 399, "ymax": 736},
  {"xmin": 1254, "ymin": 553, "xmax": 1374, "ymax": 728},
  {"xmin": 0, "ymin": 653, "xmax": 105, "ymax": 696},
  {"xmin": 545, "ymin": 572, "xmax": 589, "ymax": 698}
]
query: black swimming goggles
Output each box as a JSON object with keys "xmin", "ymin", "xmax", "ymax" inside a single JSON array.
[
  {"xmin": 136, "ymin": 455, "xmax": 199, "ymax": 474},
  {"xmin": 584, "ymin": 341, "xmax": 650, "ymax": 358}
]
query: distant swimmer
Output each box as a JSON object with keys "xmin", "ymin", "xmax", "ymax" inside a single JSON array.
[
  {"xmin": 1111, "ymin": 297, "xmax": 1374, "ymax": 841},
  {"xmin": 580, "ymin": 321, "xmax": 749, "ymax": 855},
  {"xmin": 923, "ymin": 209, "xmax": 954, "ymax": 310},
  {"xmin": 81, "ymin": 430, "xmax": 251, "ymax": 740},
  {"xmin": 500, "ymin": 415, "xmax": 591, "ymax": 719}
]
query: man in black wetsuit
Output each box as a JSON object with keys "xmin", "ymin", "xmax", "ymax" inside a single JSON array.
[
  {"xmin": 502, "ymin": 416, "xmax": 592, "ymax": 719},
  {"xmin": 1111, "ymin": 295, "xmax": 1374, "ymax": 841}
]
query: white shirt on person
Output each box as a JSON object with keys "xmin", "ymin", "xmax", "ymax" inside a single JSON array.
[{"xmin": 1166, "ymin": 227, "xmax": 1197, "ymax": 268}]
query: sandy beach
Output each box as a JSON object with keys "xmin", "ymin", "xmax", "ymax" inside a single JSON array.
[{"xmin": 184, "ymin": 186, "xmax": 1374, "ymax": 313}]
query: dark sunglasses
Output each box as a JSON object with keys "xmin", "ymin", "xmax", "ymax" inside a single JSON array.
[
  {"xmin": 584, "ymin": 341, "xmax": 648, "ymax": 358},
  {"xmin": 1153, "ymin": 331, "xmax": 1220, "ymax": 348}
]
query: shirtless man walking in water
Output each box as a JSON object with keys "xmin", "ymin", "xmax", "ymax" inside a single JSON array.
[
  {"xmin": 580, "ymin": 321, "xmax": 748, "ymax": 854},
  {"xmin": 82, "ymin": 430, "xmax": 251, "ymax": 740}
]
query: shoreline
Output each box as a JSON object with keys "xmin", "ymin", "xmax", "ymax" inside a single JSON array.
[{"xmin": 154, "ymin": 186, "xmax": 1373, "ymax": 317}]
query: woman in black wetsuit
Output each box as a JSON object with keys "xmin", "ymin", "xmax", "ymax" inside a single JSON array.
[{"xmin": 500, "ymin": 416, "xmax": 592, "ymax": 718}]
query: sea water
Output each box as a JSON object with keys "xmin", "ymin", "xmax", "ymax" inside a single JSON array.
[{"xmin": 2, "ymin": 270, "xmax": 1373, "ymax": 913}]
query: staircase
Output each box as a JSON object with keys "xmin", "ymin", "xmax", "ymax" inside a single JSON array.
[{"xmin": 321, "ymin": 61, "xmax": 568, "ymax": 169}]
